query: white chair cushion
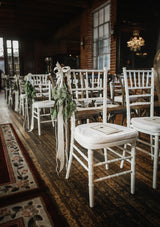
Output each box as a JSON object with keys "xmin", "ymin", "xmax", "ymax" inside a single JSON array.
[
  {"xmin": 114, "ymin": 96, "xmax": 137, "ymax": 103},
  {"xmin": 20, "ymin": 94, "xmax": 27, "ymax": 99},
  {"xmin": 95, "ymin": 98, "xmax": 112, "ymax": 105},
  {"xmin": 131, "ymin": 117, "xmax": 160, "ymax": 133},
  {"xmin": 33, "ymin": 100, "xmax": 55, "ymax": 108},
  {"xmin": 74, "ymin": 122, "xmax": 138, "ymax": 149},
  {"xmin": 114, "ymin": 96, "xmax": 123, "ymax": 103}
]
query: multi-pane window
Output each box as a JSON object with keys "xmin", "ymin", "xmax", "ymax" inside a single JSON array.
[
  {"xmin": 93, "ymin": 3, "xmax": 110, "ymax": 69},
  {"xmin": 0, "ymin": 38, "xmax": 4, "ymax": 57},
  {"xmin": 0, "ymin": 38, "xmax": 5, "ymax": 72},
  {"xmin": 0, "ymin": 38, "xmax": 20, "ymax": 76},
  {"xmin": 6, "ymin": 40, "xmax": 20, "ymax": 76}
]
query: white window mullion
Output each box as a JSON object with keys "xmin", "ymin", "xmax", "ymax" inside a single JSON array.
[{"xmin": 93, "ymin": 3, "xmax": 110, "ymax": 70}]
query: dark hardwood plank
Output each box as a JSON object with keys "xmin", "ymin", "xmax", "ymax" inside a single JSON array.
[{"xmin": 0, "ymin": 90, "xmax": 160, "ymax": 227}]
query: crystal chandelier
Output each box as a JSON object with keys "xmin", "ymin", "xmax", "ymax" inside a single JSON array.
[{"xmin": 127, "ymin": 30, "xmax": 145, "ymax": 52}]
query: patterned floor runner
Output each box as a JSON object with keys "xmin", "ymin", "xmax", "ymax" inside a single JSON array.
[{"xmin": 0, "ymin": 124, "xmax": 63, "ymax": 227}]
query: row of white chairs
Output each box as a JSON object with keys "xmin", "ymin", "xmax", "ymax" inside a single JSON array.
[
  {"xmin": 64, "ymin": 67, "xmax": 160, "ymax": 207},
  {"xmin": 64, "ymin": 68, "xmax": 137, "ymax": 208},
  {"xmin": 16, "ymin": 67, "xmax": 159, "ymax": 207},
  {"xmin": 4, "ymin": 74, "xmax": 53, "ymax": 134}
]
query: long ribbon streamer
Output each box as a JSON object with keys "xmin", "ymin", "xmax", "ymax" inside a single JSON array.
[
  {"xmin": 54, "ymin": 62, "xmax": 71, "ymax": 174},
  {"xmin": 56, "ymin": 105, "xmax": 65, "ymax": 172}
]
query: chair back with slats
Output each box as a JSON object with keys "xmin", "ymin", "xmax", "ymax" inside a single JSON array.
[
  {"xmin": 110, "ymin": 74, "xmax": 125, "ymax": 105},
  {"xmin": 5, "ymin": 76, "xmax": 17, "ymax": 105},
  {"xmin": 123, "ymin": 67, "xmax": 155, "ymax": 127},
  {"xmin": 19, "ymin": 78, "xmax": 26, "ymax": 95},
  {"xmin": 27, "ymin": 73, "xmax": 52, "ymax": 100},
  {"xmin": 66, "ymin": 68, "xmax": 107, "ymax": 123},
  {"xmin": 27, "ymin": 73, "xmax": 55, "ymax": 135}
]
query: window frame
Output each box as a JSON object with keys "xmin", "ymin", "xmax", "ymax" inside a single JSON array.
[
  {"xmin": 0, "ymin": 37, "xmax": 20, "ymax": 76},
  {"xmin": 93, "ymin": 2, "xmax": 111, "ymax": 70}
]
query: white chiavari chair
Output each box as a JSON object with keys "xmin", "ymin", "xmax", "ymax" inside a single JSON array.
[
  {"xmin": 19, "ymin": 78, "xmax": 27, "ymax": 116},
  {"xmin": 28, "ymin": 74, "xmax": 55, "ymax": 135},
  {"xmin": 65, "ymin": 68, "xmax": 138, "ymax": 207},
  {"xmin": 123, "ymin": 67, "xmax": 160, "ymax": 189}
]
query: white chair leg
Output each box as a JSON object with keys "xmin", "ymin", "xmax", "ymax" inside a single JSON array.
[
  {"xmin": 103, "ymin": 148, "xmax": 108, "ymax": 169},
  {"xmin": 88, "ymin": 149, "xmax": 94, "ymax": 208},
  {"xmin": 22, "ymin": 98, "xmax": 25, "ymax": 116},
  {"xmin": 120, "ymin": 144, "xmax": 127, "ymax": 168},
  {"xmin": 51, "ymin": 115, "xmax": 54, "ymax": 127},
  {"xmin": 50, "ymin": 108, "xmax": 54, "ymax": 127},
  {"xmin": 14, "ymin": 91, "xmax": 19, "ymax": 112},
  {"xmin": 29, "ymin": 105, "xmax": 34, "ymax": 132},
  {"xmin": 66, "ymin": 131, "xmax": 74, "ymax": 179},
  {"xmin": 131, "ymin": 144, "xmax": 136, "ymax": 194},
  {"xmin": 26, "ymin": 99, "xmax": 30, "ymax": 130},
  {"xmin": 19, "ymin": 99, "xmax": 21, "ymax": 114},
  {"xmin": 20, "ymin": 99, "xmax": 22, "ymax": 115},
  {"xmin": 37, "ymin": 108, "xmax": 41, "ymax": 136},
  {"xmin": 153, "ymin": 135, "xmax": 159, "ymax": 189},
  {"xmin": 150, "ymin": 135, "xmax": 153, "ymax": 160}
]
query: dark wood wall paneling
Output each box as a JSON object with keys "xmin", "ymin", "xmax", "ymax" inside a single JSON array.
[{"xmin": 1, "ymin": 0, "xmax": 160, "ymax": 74}]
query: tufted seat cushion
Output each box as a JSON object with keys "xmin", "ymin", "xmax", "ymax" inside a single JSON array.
[
  {"xmin": 33, "ymin": 100, "xmax": 55, "ymax": 108},
  {"xmin": 74, "ymin": 122, "xmax": 138, "ymax": 149},
  {"xmin": 131, "ymin": 117, "xmax": 160, "ymax": 134}
]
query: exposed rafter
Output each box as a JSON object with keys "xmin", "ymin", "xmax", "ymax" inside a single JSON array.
[{"xmin": 0, "ymin": 0, "xmax": 90, "ymax": 40}]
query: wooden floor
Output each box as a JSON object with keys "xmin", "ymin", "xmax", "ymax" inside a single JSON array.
[{"xmin": 0, "ymin": 89, "xmax": 160, "ymax": 227}]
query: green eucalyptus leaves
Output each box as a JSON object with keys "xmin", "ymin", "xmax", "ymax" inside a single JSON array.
[
  {"xmin": 52, "ymin": 83, "xmax": 76, "ymax": 120},
  {"xmin": 24, "ymin": 80, "xmax": 36, "ymax": 105}
]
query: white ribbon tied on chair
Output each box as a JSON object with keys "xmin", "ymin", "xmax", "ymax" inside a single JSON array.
[{"xmin": 54, "ymin": 62, "xmax": 71, "ymax": 173}]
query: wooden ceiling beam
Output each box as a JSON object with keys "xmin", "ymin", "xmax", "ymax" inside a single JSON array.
[
  {"xmin": 0, "ymin": 0, "xmax": 88, "ymax": 40},
  {"xmin": 51, "ymin": 17, "xmax": 81, "ymax": 40},
  {"xmin": 0, "ymin": 5, "xmax": 82, "ymax": 15},
  {"xmin": 2, "ymin": 0, "xmax": 89, "ymax": 9}
]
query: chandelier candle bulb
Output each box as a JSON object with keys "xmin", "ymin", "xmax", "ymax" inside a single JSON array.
[{"xmin": 127, "ymin": 30, "xmax": 145, "ymax": 52}]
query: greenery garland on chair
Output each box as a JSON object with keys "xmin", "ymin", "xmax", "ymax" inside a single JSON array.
[
  {"xmin": 24, "ymin": 80, "xmax": 36, "ymax": 105},
  {"xmin": 52, "ymin": 83, "xmax": 76, "ymax": 121},
  {"xmin": 52, "ymin": 62, "xmax": 77, "ymax": 174}
]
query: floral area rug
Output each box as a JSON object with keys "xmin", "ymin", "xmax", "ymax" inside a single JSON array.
[{"xmin": 0, "ymin": 124, "xmax": 63, "ymax": 227}]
